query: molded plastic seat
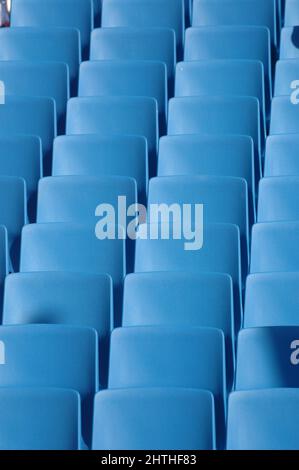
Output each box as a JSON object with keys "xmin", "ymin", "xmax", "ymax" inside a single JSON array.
[
  {"xmin": 66, "ymin": 96, "xmax": 158, "ymax": 175},
  {"xmin": 101, "ymin": 0, "xmax": 184, "ymax": 57},
  {"xmin": 52, "ymin": 135, "xmax": 148, "ymax": 205},
  {"xmin": 227, "ymin": 389, "xmax": 299, "ymax": 450},
  {"xmin": 135, "ymin": 222, "xmax": 242, "ymax": 329},
  {"xmin": 158, "ymin": 134, "xmax": 255, "ymax": 222},
  {"xmin": 258, "ymin": 176, "xmax": 299, "ymax": 222},
  {"xmin": 244, "ymin": 272, "xmax": 299, "ymax": 328},
  {"xmin": 0, "ymin": 61, "xmax": 69, "ymax": 133},
  {"xmin": 148, "ymin": 175, "xmax": 249, "ymax": 277},
  {"xmin": 79, "ymin": 60, "xmax": 167, "ymax": 133},
  {"xmin": 270, "ymin": 96, "xmax": 299, "ymax": 134},
  {"xmin": 0, "ymin": 388, "xmax": 81, "ymax": 450},
  {"xmin": 20, "ymin": 223, "xmax": 125, "ymax": 326},
  {"xmin": 90, "ymin": 28, "xmax": 176, "ymax": 92},
  {"xmin": 264, "ymin": 134, "xmax": 299, "ymax": 176},
  {"xmin": 93, "ymin": 388, "xmax": 215, "ymax": 450},
  {"xmin": 280, "ymin": 27, "xmax": 299, "ymax": 59},
  {"xmin": 274, "ymin": 59, "xmax": 299, "ymax": 96},
  {"xmin": 0, "ymin": 27, "xmax": 80, "ymax": 94},
  {"xmin": 236, "ymin": 326, "xmax": 299, "ymax": 390},
  {"xmin": 168, "ymin": 96, "xmax": 261, "ymax": 178},
  {"xmin": 0, "ymin": 324, "xmax": 98, "ymax": 445},
  {"xmin": 109, "ymin": 326, "xmax": 226, "ymax": 448},
  {"xmin": 123, "ymin": 271, "xmax": 235, "ymax": 388},
  {"xmin": 285, "ymin": 1, "xmax": 299, "ymax": 27},
  {"xmin": 250, "ymin": 221, "xmax": 299, "ymax": 273},
  {"xmin": 0, "ymin": 226, "xmax": 8, "ymax": 316},
  {"xmin": 184, "ymin": 26, "xmax": 272, "ymax": 103},
  {"xmin": 0, "ymin": 96, "xmax": 56, "ymax": 174},
  {"xmin": 11, "ymin": 0, "xmax": 93, "ymax": 59}
]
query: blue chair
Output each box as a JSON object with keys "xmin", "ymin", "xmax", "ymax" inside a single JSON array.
[
  {"xmin": 192, "ymin": 0, "xmax": 277, "ymax": 49},
  {"xmin": 0, "ymin": 324, "xmax": 98, "ymax": 445},
  {"xmin": 0, "ymin": 96, "xmax": 55, "ymax": 175},
  {"xmin": 101, "ymin": 0, "xmax": 184, "ymax": 58},
  {"xmin": 79, "ymin": 60, "xmax": 167, "ymax": 133},
  {"xmin": 93, "ymin": 388, "xmax": 215, "ymax": 450},
  {"xmin": 3, "ymin": 271, "xmax": 112, "ymax": 387},
  {"xmin": 20, "ymin": 223, "xmax": 125, "ymax": 327},
  {"xmin": 90, "ymin": 28, "xmax": 176, "ymax": 93},
  {"xmin": 0, "ymin": 177, "xmax": 26, "ymax": 272},
  {"xmin": 0, "ymin": 135, "xmax": 42, "ymax": 220},
  {"xmin": 0, "ymin": 61, "xmax": 69, "ymax": 134},
  {"xmin": 135, "ymin": 222, "xmax": 242, "ymax": 330},
  {"xmin": 270, "ymin": 96, "xmax": 299, "ymax": 135},
  {"xmin": 0, "ymin": 388, "xmax": 81, "ymax": 450},
  {"xmin": 264, "ymin": 134, "xmax": 299, "ymax": 176},
  {"xmin": 184, "ymin": 26, "xmax": 272, "ymax": 104},
  {"xmin": 285, "ymin": 1, "xmax": 299, "ymax": 28},
  {"xmin": 280, "ymin": 27, "xmax": 299, "ymax": 59},
  {"xmin": 36, "ymin": 175, "xmax": 137, "ymax": 272},
  {"xmin": 123, "ymin": 271, "xmax": 235, "ymax": 388},
  {"xmin": 0, "ymin": 27, "xmax": 81, "ymax": 95},
  {"xmin": 245, "ymin": 272, "xmax": 299, "ymax": 328},
  {"xmin": 175, "ymin": 60, "xmax": 266, "ymax": 140},
  {"xmin": 148, "ymin": 175, "xmax": 249, "ymax": 278},
  {"xmin": 158, "ymin": 134, "xmax": 256, "ymax": 223},
  {"xmin": 66, "ymin": 96, "xmax": 158, "ymax": 176},
  {"xmin": 168, "ymin": 96, "xmax": 261, "ymax": 179},
  {"xmin": 274, "ymin": 59, "xmax": 299, "ymax": 97},
  {"xmin": 236, "ymin": 326, "xmax": 299, "ymax": 390},
  {"xmin": 52, "ymin": 134, "xmax": 148, "ymax": 205},
  {"xmin": 258, "ymin": 176, "xmax": 299, "ymax": 222},
  {"xmin": 0, "ymin": 226, "xmax": 8, "ymax": 316},
  {"xmin": 250, "ymin": 221, "xmax": 299, "ymax": 273},
  {"xmin": 10, "ymin": 0, "xmax": 93, "ymax": 59},
  {"xmin": 109, "ymin": 326, "xmax": 226, "ymax": 448},
  {"xmin": 227, "ymin": 389, "xmax": 299, "ymax": 450}
]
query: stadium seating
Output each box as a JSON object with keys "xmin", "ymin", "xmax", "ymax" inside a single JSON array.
[
  {"xmin": 0, "ymin": 226, "xmax": 8, "ymax": 315},
  {"xmin": 264, "ymin": 134, "xmax": 299, "ymax": 176},
  {"xmin": 270, "ymin": 96, "xmax": 299, "ymax": 134},
  {"xmin": 258, "ymin": 176, "xmax": 299, "ymax": 222},
  {"xmin": 274, "ymin": 59, "xmax": 299, "ymax": 97}
]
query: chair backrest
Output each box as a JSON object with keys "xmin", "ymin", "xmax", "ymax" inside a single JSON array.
[
  {"xmin": 0, "ymin": 226, "xmax": 8, "ymax": 316},
  {"xmin": 280, "ymin": 26, "xmax": 299, "ymax": 59},
  {"xmin": 274, "ymin": 59, "xmax": 299, "ymax": 97},
  {"xmin": 258, "ymin": 176, "xmax": 299, "ymax": 222},
  {"xmin": 270, "ymin": 96, "xmax": 299, "ymax": 135},
  {"xmin": 264, "ymin": 134, "xmax": 299, "ymax": 177}
]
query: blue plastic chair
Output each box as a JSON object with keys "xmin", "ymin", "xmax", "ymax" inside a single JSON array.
[
  {"xmin": 90, "ymin": 28, "xmax": 176, "ymax": 93},
  {"xmin": 227, "ymin": 389, "xmax": 299, "ymax": 450},
  {"xmin": 20, "ymin": 223, "xmax": 125, "ymax": 327},
  {"xmin": 0, "ymin": 61, "xmax": 69, "ymax": 134},
  {"xmin": 0, "ymin": 388, "xmax": 81, "ymax": 450},
  {"xmin": 3, "ymin": 271, "xmax": 112, "ymax": 387},
  {"xmin": 123, "ymin": 271, "xmax": 235, "ymax": 388},
  {"xmin": 93, "ymin": 388, "xmax": 215, "ymax": 450},
  {"xmin": 135, "ymin": 222, "xmax": 242, "ymax": 330},
  {"xmin": 168, "ymin": 96, "xmax": 261, "ymax": 179},
  {"xmin": 158, "ymin": 134, "xmax": 256, "ymax": 223},
  {"xmin": 264, "ymin": 134, "xmax": 299, "ymax": 177},
  {"xmin": 0, "ymin": 96, "xmax": 56, "ymax": 175},
  {"xmin": 258, "ymin": 176, "xmax": 299, "ymax": 222},
  {"xmin": 101, "ymin": 0, "xmax": 184, "ymax": 58},
  {"xmin": 270, "ymin": 96, "xmax": 299, "ymax": 135},
  {"xmin": 52, "ymin": 134, "xmax": 147, "ymax": 205},
  {"xmin": 79, "ymin": 60, "xmax": 167, "ymax": 133},
  {"xmin": 236, "ymin": 326, "xmax": 299, "ymax": 390},
  {"xmin": 0, "ymin": 324, "xmax": 98, "ymax": 446},
  {"xmin": 109, "ymin": 326, "xmax": 226, "ymax": 448},
  {"xmin": 285, "ymin": 1, "xmax": 299, "ymax": 27},
  {"xmin": 175, "ymin": 60, "xmax": 266, "ymax": 140},
  {"xmin": 250, "ymin": 221, "xmax": 299, "ymax": 273},
  {"xmin": 192, "ymin": 0, "xmax": 277, "ymax": 49},
  {"xmin": 274, "ymin": 59, "xmax": 299, "ymax": 97},
  {"xmin": 245, "ymin": 272, "xmax": 299, "ymax": 328},
  {"xmin": 0, "ymin": 27, "xmax": 81, "ymax": 95},
  {"xmin": 66, "ymin": 96, "xmax": 158, "ymax": 176},
  {"xmin": 0, "ymin": 226, "xmax": 8, "ymax": 317},
  {"xmin": 184, "ymin": 26, "xmax": 272, "ymax": 103},
  {"xmin": 10, "ymin": 0, "xmax": 93, "ymax": 59},
  {"xmin": 148, "ymin": 175, "xmax": 249, "ymax": 278},
  {"xmin": 280, "ymin": 27, "xmax": 299, "ymax": 59}
]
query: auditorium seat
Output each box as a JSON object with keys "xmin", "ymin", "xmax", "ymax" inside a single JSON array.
[
  {"xmin": 0, "ymin": 27, "xmax": 80, "ymax": 95},
  {"xmin": 109, "ymin": 326, "xmax": 226, "ymax": 448},
  {"xmin": 258, "ymin": 176, "xmax": 299, "ymax": 222},
  {"xmin": 123, "ymin": 271, "xmax": 235, "ymax": 388},
  {"xmin": 264, "ymin": 134, "xmax": 299, "ymax": 176},
  {"xmin": 227, "ymin": 389, "xmax": 299, "ymax": 450},
  {"xmin": 0, "ymin": 324, "xmax": 98, "ymax": 445},
  {"xmin": 280, "ymin": 27, "xmax": 299, "ymax": 60},
  {"xmin": 244, "ymin": 272, "xmax": 299, "ymax": 328},
  {"xmin": 274, "ymin": 59, "xmax": 299, "ymax": 97},
  {"xmin": 52, "ymin": 134, "xmax": 148, "ymax": 205},
  {"xmin": 66, "ymin": 96, "xmax": 158, "ymax": 175},
  {"xmin": 0, "ymin": 388, "xmax": 81, "ymax": 450},
  {"xmin": 93, "ymin": 388, "xmax": 215, "ymax": 450},
  {"xmin": 10, "ymin": 0, "xmax": 93, "ymax": 59},
  {"xmin": 79, "ymin": 60, "xmax": 167, "ymax": 133},
  {"xmin": 270, "ymin": 96, "xmax": 299, "ymax": 135}
]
